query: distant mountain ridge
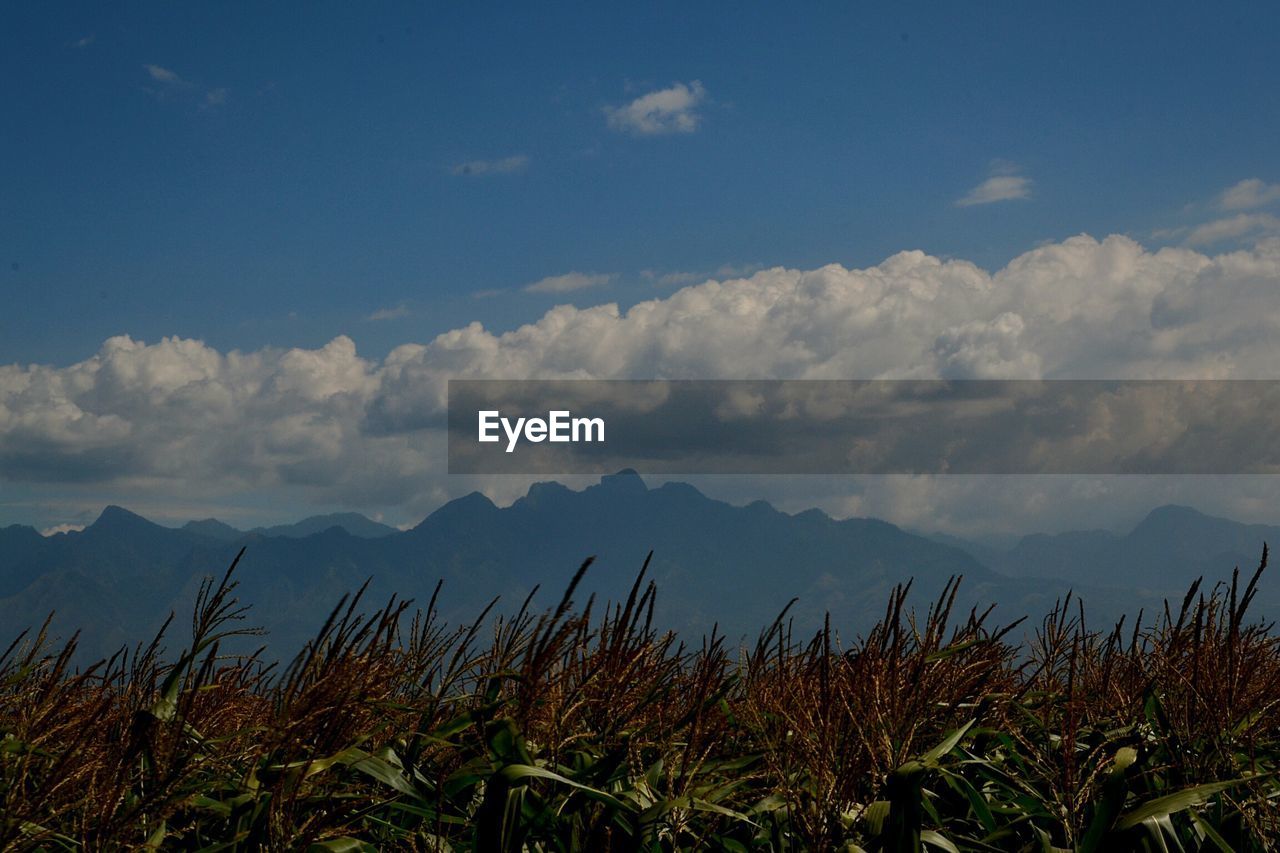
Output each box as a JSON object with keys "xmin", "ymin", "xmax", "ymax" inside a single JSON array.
[
  {"xmin": 935, "ymin": 504, "xmax": 1280, "ymax": 592},
  {"xmin": 1, "ymin": 473, "xmax": 1276, "ymax": 663},
  {"xmin": 180, "ymin": 512, "xmax": 398, "ymax": 541}
]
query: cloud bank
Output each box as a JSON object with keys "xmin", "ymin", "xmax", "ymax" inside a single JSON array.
[{"xmin": 4, "ymin": 234, "xmax": 1280, "ymax": 526}]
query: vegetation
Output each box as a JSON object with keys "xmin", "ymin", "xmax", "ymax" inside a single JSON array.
[{"xmin": 3, "ymin": 547, "xmax": 1280, "ymax": 851}]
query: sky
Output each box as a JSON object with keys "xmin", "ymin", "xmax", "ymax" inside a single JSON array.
[{"xmin": 3, "ymin": 2, "xmax": 1280, "ymax": 536}]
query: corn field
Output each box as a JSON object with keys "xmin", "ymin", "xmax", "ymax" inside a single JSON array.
[{"xmin": 3, "ymin": 547, "xmax": 1280, "ymax": 851}]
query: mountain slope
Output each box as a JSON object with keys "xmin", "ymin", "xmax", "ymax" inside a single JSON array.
[
  {"xmin": 251, "ymin": 513, "xmax": 397, "ymax": 539},
  {"xmin": 179, "ymin": 513, "xmax": 398, "ymax": 542}
]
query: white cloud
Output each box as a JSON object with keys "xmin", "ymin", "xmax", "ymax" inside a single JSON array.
[
  {"xmin": 1219, "ymin": 178, "xmax": 1280, "ymax": 211},
  {"xmin": 642, "ymin": 269, "xmax": 703, "ymax": 286},
  {"xmin": 930, "ymin": 312, "xmax": 1042, "ymax": 379},
  {"xmin": 1150, "ymin": 225, "xmax": 1189, "ymax": 241},
  {"xmin": 40, "ymin": 523, "xmax": 85, "ymax": 537},
  {"xmin": 955, "ymin": 174, "xmax": 1033, "ymax": 207},
  {"xmin": 144, "ymin": 64, "xmax": 185, "ymax": 85},
  {"xmin": 451, "ymin": 155, "xmax": 529, "ymax": 176},
  {"xmin": 6, "ymin": 236, "xmax": 1280, "ymax": 527},
  {"xmin": 643, "ymin": 263, "xmax": 762, "ymax": 287},
  {"xmin": 367, "ymin": 305, "xmax": 410, "ymax": 322},
  {"xmin": 524, "ymin": 271, "xmax": 615, "ymax": 294},
  {"xmin": 143, "ymin": 65, "xmax": 226, "ymax": 106},
  {"xmin": 605, "ymin": 81, "xmax": 707, "ymax": 135},
  {"xmin": 1184, "ymin": 213, "xmax": 1280, "ymax": 246},
  {"xmin": 715, "ymin": 263, "xmax": 763, "ymax": 278}
]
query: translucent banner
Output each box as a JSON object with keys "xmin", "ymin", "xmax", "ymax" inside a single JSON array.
[{"xmin": 447, "ymin": 379, "xmax": 1280, "ymax": 475}]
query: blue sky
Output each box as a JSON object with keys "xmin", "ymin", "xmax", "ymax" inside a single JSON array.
[
  {"xmin": 4, "ymin": 2, "xmax": 1279, "ymax": 366},
  {"xmin": 4, "ymin": 2, "xmax": 1280, "ymax": 534}
]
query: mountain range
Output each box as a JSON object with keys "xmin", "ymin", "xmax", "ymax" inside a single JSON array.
[
  {"xmin": 1, "ymin": 471, "xmax": 1275, "ymax": 663},
  {"xmin": 182, "ymin": 513, "xmax": 399, "ymax": 542}
]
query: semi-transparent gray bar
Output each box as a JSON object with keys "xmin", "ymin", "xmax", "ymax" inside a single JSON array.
[{"xmin": 447, "ymin": 379, "xmax": 1280, "ymax": 475}]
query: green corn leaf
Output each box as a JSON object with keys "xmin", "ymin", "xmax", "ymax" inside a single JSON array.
[
  {"xmin": 498, "ymin": 763, "xmax": 632, "ymax": 812},
  {"xmin": 922, "ymin": 720, "xmax": 975, "ymax": 765},
  {"xmin": 862, "ymin": 800, "xmax": 891, "ymax": 836},
  {"xmin": 306, "ymin": 839, "xmax": 379, "ymax": 852},
  {"xmin": 941, "ymin": 771, "xmax": 996, "ymax": 834},
  {"xmin": 1078, "ymin": 746, "xmax": 1139, "ymax": 853},
  {"xmin": 1116, "ymin": 778, "xmax": 1251, "ymax": 831},
  {"xmin": 1190, "ymin": 811, "xmax": 1236, "ymax": 853},
  {"xmin": 921, "ymin": 830, "xmax": 961, "ymax": 853}
]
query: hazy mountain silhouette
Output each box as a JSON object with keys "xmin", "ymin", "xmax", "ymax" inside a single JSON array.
[
  {"xmin": 937, "ymin": 504, "xmax": 1278, "ymax": 595},
  {"xmin": 180, "ymin": 512, "xmax": 397, "ymax": 541},
  {"xmin": 251, "ymin": 513, "xmax": 398, "ymax": 539},
  {"xmin": 1, "ymin": 474, "xmax": 1274, "ymax": 663},
  {"xmin": 181, "ymin": 518, "xmax": 245, "ymax": 541}
]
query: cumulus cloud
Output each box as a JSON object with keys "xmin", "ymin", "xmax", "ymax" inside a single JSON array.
[
  {"xmin": 524, "ymin": 271, "xmax": 615, "ymax": 294},
  {"xmin": 955, "ymin": 174, "xmax": 1033, "ymax": 207},
  {"xmin": 930, "ymin": 312, "xmax": 1042, "ymax": 378},
  {"xmin": 605, "ymin": 81, "xmax": 707, "ymax": 135},
  {"xmin": 451, "ymin": 155, "xmax": 530, "ymax": 176},
  {"xmin": 1219, "ymin": 178, "xmax": 1280, "ymax": 211},
  {"xmin": 5, "ymin": 235, "xmax": 1280, "ymax": 526}
]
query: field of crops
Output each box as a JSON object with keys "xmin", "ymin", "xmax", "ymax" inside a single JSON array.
[{"xmin": 3, "ymin": 548, "xmax": 1280, "ymax": 851}]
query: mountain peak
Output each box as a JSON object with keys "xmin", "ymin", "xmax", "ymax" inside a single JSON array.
[
  {"xmin": 597, "ymin": 469, "xmax": 647, "ymax": 494},
  {"xmin": 86, "ymin": 505, "xmax": 163, "ymax": 536},
  {"xmin": 1145, "ymin": 504, "xmax": 1206, "ymax": 520},
  {"xmin": 452, "ymin": 491, "xmax": 498, "ymax": 512},
  {"xmin": 183, "ymin": 518, "xmax": 244, "ymax": 541},
  {"xmin": 525, "ymin": 480, "xmax": 573, "ymax": 503},
  {"xmin": 94, "ymin": 505, "xmax": 150, "ymax": 526},
  {"xmin": 252, "ymin": 512, "xmax": 397, "ymax": 539},
  {"xmin": 414, "ymin": 490, "xmax": 498, "ymax": 530},
  {"xmin": 1131, "ymin": 504, "xmax": 1214, "ymax": 534}
]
